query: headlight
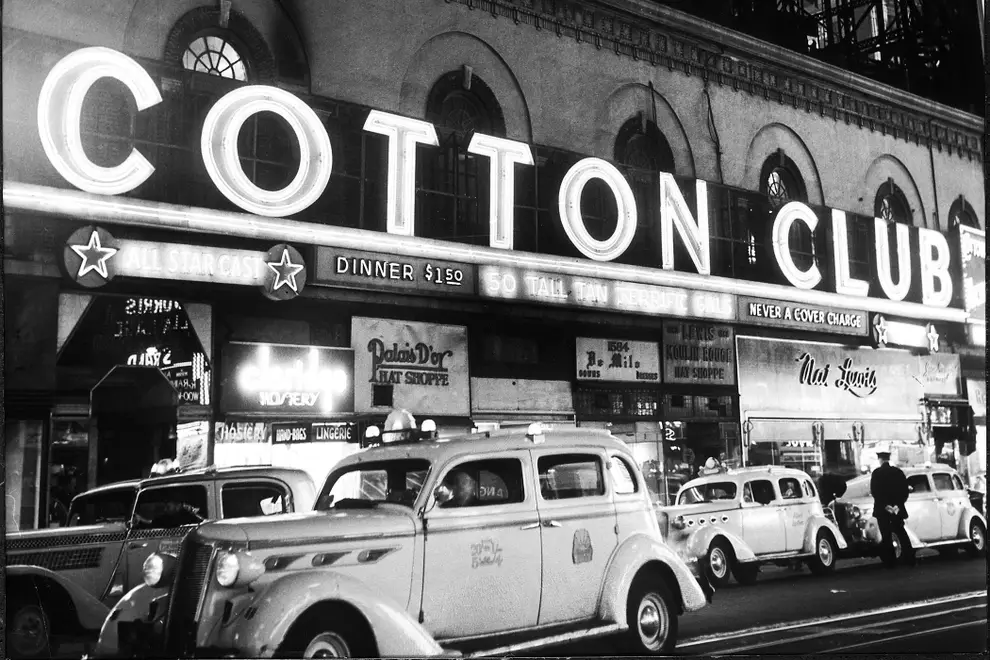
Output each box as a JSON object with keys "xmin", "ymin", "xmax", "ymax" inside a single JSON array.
[
  {"xmin": 671, "ymin": 515, "xmax": 686, "ymax": 530},
  {"xmin": 143, "ymin": 553, "xmax": 176, "ymax": 588},
  {"xmin": 850, "ymin": 506, "xmax": 861, "ymax": 520},
  {"xmin": 216, "ymin": 551, "xmax": 240, "ymax": 587}
]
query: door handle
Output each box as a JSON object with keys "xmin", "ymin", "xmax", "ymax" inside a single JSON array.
[
  {"xmin": 520, "ymin": 522, "xmax": 540, "ymax": 530},
  {"xmin": 542, "ymin": 520, "xmax": 562, "ymax": 528},
  {"xmin": 128, "ymin": 542, "xmax": 148, "ymax": 550}
]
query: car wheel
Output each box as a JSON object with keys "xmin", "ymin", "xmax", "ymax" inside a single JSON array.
[
  {"xmin": 807, "ymin": 530, "xmax": 838, "ymax": 575},
  {"xmin": 624, "ymin": 574, "xmax": 679, "ymax": 655},
  {"xmin": 731, "ymin": 562, "xmax": 760, "ymax": 585},
  {"xmin": 279, "ymin": 607, "xmax": 375, "ymax": 659},
  {"xmin": 705, "ymin": 539, "xmax": 733, "ymax": 588},
  {"xmin": 9, "ymin": 602, "xmax": 51, "ymax": 659},
  {"xmin": 965, "ymin": 519, "xmax": 986, "ymax": 558}
]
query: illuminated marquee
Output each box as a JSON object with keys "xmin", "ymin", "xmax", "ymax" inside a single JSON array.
[{"xmin": 34, "ymin": 47, "xmax": 957, "ymax": 312}]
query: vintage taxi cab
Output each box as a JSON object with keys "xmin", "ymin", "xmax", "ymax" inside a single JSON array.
[
  {"xmin": 119, "ymin": 416, "xmax": 710, "ymax": 658},
  {"xmin": 7, "ymin": 463, "xmax": 315, "ymax": 659},
  {"xmin": 835, "ymin": 464, "xmax": 987, "ymax": 561},
  {"xmin": 656, "ymin": 466, "xmax": 848, "ymax": 587}
]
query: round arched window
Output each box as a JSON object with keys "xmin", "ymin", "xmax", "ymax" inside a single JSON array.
[
  {"xmin": 614, "ymin": 118, "xmax": 675, "ymax": 174},
  {"xmin": 426, "ymin": 71, "xmax": 506, "ymax": 136},
  {"xmin": 760, "ymin": 153, "xmax": 807, "ymax": 209},
  {"xmin": 182, "ymin": 34, "xmax": 248, "ymax": 81},
  {"xmin": 948, "ymin": 197, "xmax": 980, "ymax": 229},
  {"xmin": 874, "ymin": 181, "xmax": 911, "ymax": 224}
]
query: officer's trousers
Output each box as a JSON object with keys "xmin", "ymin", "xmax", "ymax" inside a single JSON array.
[{"xmin": 876, "ymin": 510, "xmax": 914, "ymax": 566}]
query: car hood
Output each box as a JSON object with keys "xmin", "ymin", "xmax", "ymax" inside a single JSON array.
[{"xmin": 196, "ymin": 505, "xmax": 417, "ymax": 547}]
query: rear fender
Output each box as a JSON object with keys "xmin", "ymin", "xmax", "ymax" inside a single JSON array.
[
  {"xmin": 214, "ymin": 570, "xmax": 444, "ymax": 658},
  {"xmin": 598, "ymin": 533, "xmax": 708, "ymax": 623},
  {"xmin": 682, "ymin": 526, "xmax": 758, "ymax": 564},
  {"xmin": 959, "ymin": 510, "xmax": 987, "ymax": 538},
  {"xmin": 802, "ymin": 516, "xmax": 849, "ymax": 552},
  {"xmin": 7, "ymin": 565, "xmax": 110, "ymax": 633},
  {"xmin": 95, "ymin": 583, "xmax": 170, "ymax": 657}
]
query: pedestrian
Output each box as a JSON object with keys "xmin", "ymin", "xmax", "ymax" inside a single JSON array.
[{"xmin": 870, "ymin": 446, "xmax": 914, "ymax": 568}]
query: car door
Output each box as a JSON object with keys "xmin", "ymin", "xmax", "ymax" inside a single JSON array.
[
  {"xmin": 420, "ymin": 452, "xmax": 542, "ymax": 639},
  {"xmin": 533, "ymin": 449, "xmax": 618, "ymax": 625},
  {"xmin": 608, "ymin": 453, "xmax": 654, "ymax": 543},
  {"xmin": 933, "ymin": 472, "xmax": 967, "ymax": 540},
  {"xmin": 904, "ymin": 473, "xmax": 940, "ymax": 542},
  {"xmin": 777, "ymin": 476, "xmax": 808, "ymax": 551},
  {"xmin": 123, "ymin": 483, "xmax": 211, "ymax": 594},
  {"xmin": 740, "ymin": 479, "xmax": 787, "ymax": 555},
  {"xmin": 218, "ymin": 479, "xmax": 291, "ymax": 518}
]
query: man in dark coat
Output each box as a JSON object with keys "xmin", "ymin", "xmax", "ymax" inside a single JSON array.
[{"xmin": 870, "ymin": 448, "xmax": 914, "ymax": 567}]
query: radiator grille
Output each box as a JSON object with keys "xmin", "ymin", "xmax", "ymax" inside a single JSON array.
[{"xmin": 164, "ymin": 539, "xmax": 214, "ymax": 656}]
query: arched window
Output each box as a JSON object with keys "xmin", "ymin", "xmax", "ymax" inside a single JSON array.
[
  {"xmin": 419, "ymin": 69, "xmax": 507, "ymax": 245},
  {"xmin": 182, "ymin": 34, "xmax": 248, "ymax": 81},
  {"xmin": 948, "ymin": 196, "xmax": 980, "ymax": 229},
  {"xmin": 164, "ymin": 8, "xmax": 276, "ymax": 83},
  {"xmin": 610, "ymin": 116, "xmax": 677, "ymax": 267},
  {"xmin": 874, "ymin": 180, "xmax": 912, "ymax": 224},
  {"xmin": 760, "ymin": 152, "xmax": 815, "ymax": 273}
]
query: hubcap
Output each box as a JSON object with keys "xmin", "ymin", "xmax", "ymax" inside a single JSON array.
[
  {"xmin": 818, "ymin": 538, "xmax": 833, "ymax": 566},
  {"xmin": 636, "ymin": 593, "xmax": 670, "ymax": 651},
  {"xmin": 11, "ymin": 605, "xmax": 47, "ymax": 656},
  {"xmin": 892, "ymin": 534, "xmax": 902, "ymax": 559},
  {"xmin": 710, "ymin": 547, "xmax": 727, "ymax": 578},
  {"xmin": 972, "ymin": 524, "xmax": 985, "ymax": 550},
  {"xmin": 304, "ymin": 632, "xmax": 351, "ymax": 658}
]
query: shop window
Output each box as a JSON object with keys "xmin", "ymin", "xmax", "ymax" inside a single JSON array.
[
  {"xmin": 575, "ymin": 388, "xmax": 659, "ymax": 419},
  {"xmin": 538, "ymin": 454, "xmax": 605, "ymax": 499},
  {"xmin": 932, "ymin": 473, "xmax": 955, "ymax": 492},
  {"xmin": 778, "ymin": 477, "xmax": 802, "ymax": 499},
  {"xmin": 67, "ymin": 487, "xmax": 137, "ymax": 527},
  {"xmin": 420, "ymin": 70, "xmax": 507, "ymax": 246},
  {"xmin": 440, "ymin": 459, "xmax": 524, "ymax": 508},
  {"xmin": 907, "ymin": 474, "xmax": 931, "ymax": 493},
  {"xmin": 132, "ymin": 485, "xmax": 209, "ymax": 529},
  {"xmin": 874, "ymin": 180, "xmax": 912, "ymax": 225},
  {"xmin": 608, "ymin": 456, "xmax": 639, "ymax": 495},
  {"xmin": 221, "ymin": 482, "xmax": 289, "ymax": 518},
  {"xmin": 5, "ymin": 420, "xmax": 44, "ymax": 531}
]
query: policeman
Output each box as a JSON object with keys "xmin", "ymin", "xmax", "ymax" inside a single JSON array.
[{"xmin": 870, "ymin": 446, "xmax": 914, "ymax": 567}]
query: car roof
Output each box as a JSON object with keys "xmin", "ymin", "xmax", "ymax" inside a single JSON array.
[
  {"xmin": 336, "ymin": 426, "xmax": 630, "ymax": 468},
  {"xmin": 72, "ymin": 465, "xmax": 313, "ymax": 500},
  {"xmin": 681, "ymin": 466, "xmax": 811, "ymax": 488}
]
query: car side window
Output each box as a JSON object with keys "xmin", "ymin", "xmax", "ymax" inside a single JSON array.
[
  {"xmin": 932, "ymin": 473, "xmax": 955, "ymax": 492},
  {"xmin": 440, "ymin": 458, "xmax": 524, "ymax": 509},
  {"xmin": 907, "ymin": 474, "xmax": 931, "ymax": 493},
  {"xmin": 67, "ymin": 489, "xmax": 137, "ymax": 526},
  {"xmin": 221, "ymin": 482, "xmax": 289, "ymax": 518},
  {"xmin": 608, "ymin": 456, "xmax": 638, "ymax": 495},
  {"xmin": 132, "ymin": 485, "xmax": 209, "ymax": 529},
  {"xmin": 951, "ymin": 474, "xmax": 965, "ymax": 491},
  {"xmin": 538, "ymin": 454, "xmax": 605, "ymax": 500},
  {"xmin": 746, "ymin": 479, "xmax": 777, "ymax": 505},
  {"xmin": 801, "ymin": 479, "xmax": 816, "ymax": 498},
  {"xmin": 778, "ymin": 477, "xmax": 801, "ymax": 500}
]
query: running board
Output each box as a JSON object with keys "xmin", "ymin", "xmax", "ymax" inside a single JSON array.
[{"xmin": 455, "ymin": 623, "xmax": 626, "ymax": 658}]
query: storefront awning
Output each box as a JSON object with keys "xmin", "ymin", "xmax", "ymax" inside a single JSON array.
[{"xmin": 745, "ymin": 417, "xmax": 920, "ymax": 445}]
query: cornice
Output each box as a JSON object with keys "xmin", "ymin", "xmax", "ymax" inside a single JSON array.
[{"xmin": 444, "ymin": 0, "xmax": 983, "ymax": 161}]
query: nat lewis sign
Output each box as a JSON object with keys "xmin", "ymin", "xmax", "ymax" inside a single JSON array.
[
  {"xmin": 30, "ymin": 47, "xmax": 963, "ymax": 323},
  {"xmin": 738, "ymin": 296, "xmax": 868, "ymax": 336},
  {"xmin": 220, "ymin": 342, "xmax": 354, "ymax": 415},
  {"xmin": 314, "ymin": 247, "xmax": 475, "ymax": 296}
]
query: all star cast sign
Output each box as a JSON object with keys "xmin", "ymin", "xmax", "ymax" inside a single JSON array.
[
  {"xmin": 352, "ymin": 317, "xmax": 469, "ymax": 415},
  {"xmin": 63, "ymin": 225, "xmax": 306, "ymax": 299}
]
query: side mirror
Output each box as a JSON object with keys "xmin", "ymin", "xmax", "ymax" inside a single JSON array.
[
  {"xmin": 907, "ymin": 486, "xmax": 914, "ymax": 493},
  {"xmin": 434, "ymin": 484, "xmax": 453, "ymax": 506}
]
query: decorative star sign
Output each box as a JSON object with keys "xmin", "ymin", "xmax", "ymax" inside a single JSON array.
[
  {"xmin": 70, "ymin": 230, "xmax": 118, "ymax": 279},
  {"xmin": 873, "ymin": 314, "xmax": 888, "ymax": 346},
  {"xmin": 926, "ymin": 324, "xmax": 940, "ymax": 353},
  {"xmin": 267, "ymin": 248, "xmax": 305, "ymax": 293}
]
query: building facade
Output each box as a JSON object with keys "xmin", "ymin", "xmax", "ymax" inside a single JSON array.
[{"xmin": 3, "ymin": 0, "xmax": 984, "ymax": 528}]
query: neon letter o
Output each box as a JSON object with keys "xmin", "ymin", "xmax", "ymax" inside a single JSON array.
[{"xmin": 558, "ymin": 158, "xmax": 637, "ymax": 261}]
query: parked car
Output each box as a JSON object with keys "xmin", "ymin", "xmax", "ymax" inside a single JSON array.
[
  {"xmin": 107, "ymin": 417, "xmax": 711, "ymax": 659},
  {"xmin": 834, "ymin": 464, "xmax": 987, "ymax": 560},
  {"xmin": 656, "ymin": 466, "xmax": 848, "ymax": 587},
  {"xmin": 7, "ymin": 463, "xmax": 315, "ymax": 659}
]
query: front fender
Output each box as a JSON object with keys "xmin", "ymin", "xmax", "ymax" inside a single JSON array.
[
  {"xmin": 213, "ymin": 571, "xmax": 445, "ymax": 658},
  {"xmin": 802, "ymin": 516, "xmax": 849, "ymax": 552},
  {"xmin": 7, "ymin": 565, "xmax": 110, "ymax": 632},
  {"xmin": 94, "ymin": 583, "xmax": 170, "ymax": 658},
  {"xmin": 598, "ymin": 533, "xmax": 708, "ymax": 624},
  {"xmin": 678, "ymin": 526, "xmax": 758, "ymax": 565}
]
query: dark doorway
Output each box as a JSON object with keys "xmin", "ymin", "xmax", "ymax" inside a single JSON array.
[{"xmin": 91, "ymin": 366, "xmax": 179, "ymax": 484}]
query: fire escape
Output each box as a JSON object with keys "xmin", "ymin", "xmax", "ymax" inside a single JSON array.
[{"xmin": 656, "ymin": 0, "xmax": 985, "ymax": 115}]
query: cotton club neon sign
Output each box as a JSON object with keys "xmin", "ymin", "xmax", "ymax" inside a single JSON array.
[{"xmin": 37, "ymin": 47, "xmax": 954, "ymax": 308}]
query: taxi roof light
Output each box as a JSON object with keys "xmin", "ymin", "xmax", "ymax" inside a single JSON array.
[{"xmin": 526, "ymin": 422, "xmax": 547, "ymax": 444}]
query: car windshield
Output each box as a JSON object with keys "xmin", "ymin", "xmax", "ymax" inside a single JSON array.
[
  {"xmin": 316, "ymin": 459, "xmax": 431, "ymax": 510},
  {"xmin": 678, "ymin": 481, "xmax": 738, "ymax": 504},
  {"xmin": 67, "ymin": 488, "xmax": 138, "ymax": 526}
]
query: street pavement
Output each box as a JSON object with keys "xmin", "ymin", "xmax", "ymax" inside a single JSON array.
[{"xmin": 529, "ymin": 549, "xmax": 987, "ymax": 656}]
